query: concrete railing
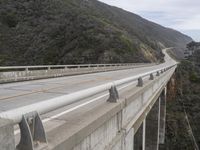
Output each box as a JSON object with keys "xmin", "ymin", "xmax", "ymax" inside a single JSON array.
[{"xmin": 0, "ymin": 63, "xmax": 155, "ymax": 83}]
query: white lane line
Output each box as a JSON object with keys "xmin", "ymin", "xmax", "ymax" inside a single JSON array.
[
  {"xmin": 42, "ymin": 93, "xmax": 108, "ymax": 123},
  {"xmin": 42, "ymin": 80, "xmax": 137, "ymax": 123},
  {"xmin": 14, "ymin": 80, "xmax": 137, "ymax": 135}
]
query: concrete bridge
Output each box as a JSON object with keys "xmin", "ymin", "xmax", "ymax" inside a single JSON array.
[{"xmin": 0, "ymin": 49, "xmax": 177, "ymax": 150}]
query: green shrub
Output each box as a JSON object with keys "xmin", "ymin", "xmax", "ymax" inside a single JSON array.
[{"xmin": 189, "ymin": 72, "xmax": 200, "ymax": 83}]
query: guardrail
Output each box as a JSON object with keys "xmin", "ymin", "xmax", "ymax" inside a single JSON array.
[
  {"xmin": 0, "ymin": 64, "xmax": 176, "ymax": 150},
  {"xmin": 0, "ymin": 63, "xmax": 142, "ymax": 70},
  {"xmin": 0, "ymin": 63, "xmax": 155, "ymax": 83},
  {"xmin": 0, "ymin": 64, "xmax": 175, "ymax": 123}
]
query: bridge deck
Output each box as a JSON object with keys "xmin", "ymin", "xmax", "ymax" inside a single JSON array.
[
  {"xmin": 0, "ymin": 59, "xmax": 171, "ymax": 112},
  {"xmin": 0, "ymin": 49, "xmax": 176, "ymax": 149}
]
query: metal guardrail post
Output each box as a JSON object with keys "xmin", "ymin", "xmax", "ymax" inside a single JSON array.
[
  {"xmin": 149, "ymin": 73, "xmax": 154, "ymax": 80},
  {"xmin": 137, "ymin": 77, "xmax": 143, "ymax": 87},
  {"xmin": 16, "ymin": 111, "xmax": 47, "ymax": 150},
  {"xmin": 107, "ymin": 85, "xmax": 119, "ymax": 103},
  {"xmin": 156, "ymin": 71, "xmax": 160, "ymax": 76},
  {"xmin": 25, "ymin": 67, "xmax": 29, "ymax": 73}
]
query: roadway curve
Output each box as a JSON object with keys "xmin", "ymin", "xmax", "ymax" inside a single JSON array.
[{"xmin": 0, "ymin": 48, "xmax": 175, "ymax": 112}]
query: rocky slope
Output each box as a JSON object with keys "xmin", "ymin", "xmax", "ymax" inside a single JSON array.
[{"xmin": 0, "ymin": 0, "xmax": 192, "ymax": 65}]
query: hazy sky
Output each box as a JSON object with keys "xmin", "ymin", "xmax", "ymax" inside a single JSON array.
[{"xmin": 99, "ymin": 0, "xmax": 200, "ymax": 41}]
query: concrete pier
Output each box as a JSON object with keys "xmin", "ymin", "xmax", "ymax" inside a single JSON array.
[
  {"xmin": 159, "ymin": 88, "xmax": 167, "ymax": 145},
  {"xmin": 134, "ymin": 123, "xmax": 143, "ymax": 150},
  {"xmin": 145, "ymin": 98, "xmax": 160, "ymax": 150}
]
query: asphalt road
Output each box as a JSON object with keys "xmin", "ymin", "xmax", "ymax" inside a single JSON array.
[{"xmin": 0, "ymin": 49, "xmax": 175, "ymax": 113}]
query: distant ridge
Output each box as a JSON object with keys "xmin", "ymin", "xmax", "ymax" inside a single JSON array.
[{"xmin": 0, "ymin": 0, "xmax": 192, "ymax": 65}]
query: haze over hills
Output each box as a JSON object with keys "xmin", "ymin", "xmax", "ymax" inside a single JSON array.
[{"xmin": 0, "ymin": 0, "xmax": 192, "ymax": 65}]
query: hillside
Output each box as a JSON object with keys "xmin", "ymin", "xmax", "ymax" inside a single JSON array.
[
  {"xmin": 0, "ymin": 0, "xmax": 192, "ymax": 65},
  {"xmin": 162, "ymin": 51, "xmax": 200, "ymax": 149}
]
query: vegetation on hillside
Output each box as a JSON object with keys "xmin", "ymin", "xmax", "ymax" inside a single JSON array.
[
  {"xmin": 0, "ymin": 0, "xmax": 192, "ymax": 65},
  {"xmin": 163, "ymin": 51, "xmax": 200, "ymax": 149}
]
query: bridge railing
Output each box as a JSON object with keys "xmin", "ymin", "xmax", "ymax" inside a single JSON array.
[
  {"xmin": 0, "ymin": 63, "xmax": 151, "ymax": 71},
  {"xmin": 0, "ymin": 64, "xmax": 176, "ymax": 123},
  {"xmin": 0, "ymin": 63, "xmax": 155, "ymax": 83}
]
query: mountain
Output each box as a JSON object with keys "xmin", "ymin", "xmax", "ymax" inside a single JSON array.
[{"xmin": 0, "ymin": 0, "xmax": 192, "ymax": 65}]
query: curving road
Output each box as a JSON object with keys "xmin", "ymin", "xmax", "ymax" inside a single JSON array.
[{"xmin": 0, "ymin": 48, "xmax": 175, "ymax": 113}]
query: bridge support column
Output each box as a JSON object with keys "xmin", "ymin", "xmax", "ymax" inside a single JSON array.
[
  {"xmin": 134, "ymin": 119, "xmax": 146, "ymax": 150},
  {"xmin": 124, "ymin": 128, "xmax": 134, "ymax": 150},
  {"xmin": 134, "ymin": 123, "xmax": 143, "ymax": 150},
  {"xmin": 143, "ymin": 119, "xmax": 146, "ymax": 150},
  {"xmin": 0, "ymin": 118, "xmax": 15, "ymax": 150},
  {"xmin": 157, "ymin": 98, "xmax": 161, "ymax": 150},
  {"xmin": 145, "ymin": 98, "xmax": 160, "ymax": 150},
  {"xmin": 159, "ymin": 87, "xmax": 167, "ymax": 145}
]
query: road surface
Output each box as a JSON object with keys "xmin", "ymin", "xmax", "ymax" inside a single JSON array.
[
  {"xmin": 0, "ymin": 48, "xmax": 176, "ymax": 146},
  {"xmin": 0, "ymin": 49, "xmax": 174, "ymax": 112}
]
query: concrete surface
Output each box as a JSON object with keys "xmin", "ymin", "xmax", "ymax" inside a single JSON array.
[{"xmin": 0, "ymin": 118, "xmax": 15, "ymax": 150}]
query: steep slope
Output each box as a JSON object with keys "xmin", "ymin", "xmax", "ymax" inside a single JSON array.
[
  {"xmin": 0, "ymin": 0, "xmax": 192, "ymax": 65},
  {"xmin": 162, "ymin": 52, "xmax": 200, "ymax": 149}
]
